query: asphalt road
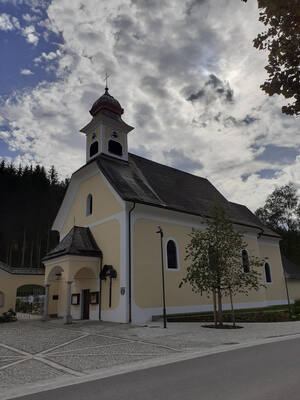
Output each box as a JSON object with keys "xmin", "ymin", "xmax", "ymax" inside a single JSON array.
[{"xmin": 16, "ymin": 337, "xmax": 300, "ymax": 400}]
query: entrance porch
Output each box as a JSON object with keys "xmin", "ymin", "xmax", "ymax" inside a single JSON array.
[{"xmin": 42, "ymin": 226, "xmax": 102, "ymax": 323}]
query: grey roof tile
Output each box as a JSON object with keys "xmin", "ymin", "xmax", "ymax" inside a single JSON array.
[
  {"xmin": 43, "ymin": 226, "xmax": 102, "ymax": 261},
  {"xmin": 96, "ymin": 153, "xmax": 279, "ymax": 238}
]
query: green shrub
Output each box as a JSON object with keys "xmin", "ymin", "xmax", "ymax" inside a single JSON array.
[{"xmin": 0, "ymin": 309, "xmax": 17, "ymax": 323}]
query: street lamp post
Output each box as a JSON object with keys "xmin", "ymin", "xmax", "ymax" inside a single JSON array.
[{"xmin": 157, "ymin": 226, "xmax": 167, "ymax": 328}]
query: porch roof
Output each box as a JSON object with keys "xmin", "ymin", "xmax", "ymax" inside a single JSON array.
[{"xmin": 43, "ymin": 226, "xmax": 102, "ymax": 261}]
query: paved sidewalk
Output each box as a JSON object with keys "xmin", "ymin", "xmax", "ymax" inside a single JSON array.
[{"xmin": 1, "ymin": 319, "xmax": 300, "ymax": 399}]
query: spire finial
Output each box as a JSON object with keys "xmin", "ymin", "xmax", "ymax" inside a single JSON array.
[{"xmin": 104, "ymin": 72, "xmax": 110, "ymax": 93}]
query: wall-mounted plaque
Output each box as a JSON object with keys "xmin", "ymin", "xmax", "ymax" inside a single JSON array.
[
  {"xmin": 71, "ymin": 293, "xmax": 80, "ymax": 305},
  {"xmin": 89, "ymin": 292, "xmax": 99, "ymax": 305}
]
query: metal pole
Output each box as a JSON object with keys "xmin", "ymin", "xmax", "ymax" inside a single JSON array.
[
  {"xmin": 157, "ymin": 226, "xmax": 167, "ymax": 328},
  {"xmin": 283, "ymin": 270, "xmax": 292, "ymax": 319},
  {"xmin": 109, "ymin": 276, "xmax": 112, "ymax": 308}
]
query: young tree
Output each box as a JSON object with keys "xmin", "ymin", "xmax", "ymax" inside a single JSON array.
[{"xmin": 181, "ymin": 205, "xmax": 265, "ymax": 327}]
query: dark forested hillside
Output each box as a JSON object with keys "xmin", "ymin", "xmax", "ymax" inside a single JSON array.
[{"xmin": 0, "ymin": 161, "xmax": 69, "ymax": 268}]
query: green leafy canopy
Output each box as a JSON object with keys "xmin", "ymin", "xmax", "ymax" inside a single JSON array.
[
  {"xmin": 181, "ymin": 205, "xmax": 265, "ymax": 297},
  {"xmin": 243, "ymin": 0, "xmax": 300, "ymax": 116}
]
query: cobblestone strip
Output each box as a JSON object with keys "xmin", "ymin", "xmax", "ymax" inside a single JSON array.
[
  {"xmin": 0, "ymin": 358, "xmax": 29, "ymax": 371},
  {"xmin": 38, "ymin": 334, "xmax": 89, "ymax": 355},
  {"xmin": 61, "ymin": 327, "xmax": 182, "ymax": 353},
  {"xmin": 0, "ymin": 343, "xmax": 31, "ymax": 357},
  {"xmin": 0, "ymin": 339, "xmax": 87, "ymax": 377},
  {"xmin": 33, "ymin": 356, "xmax": 85, "ymax": 377}
]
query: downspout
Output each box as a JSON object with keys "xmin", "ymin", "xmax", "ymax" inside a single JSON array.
[
  {"xmin": 283, "ymin": 267, "xmax": 292, "ymax": 318},
  {"xmin": 98, "ymin": 256, "xmax": 103, "ymax": 321},
  {"xmin": 128, "ymin": 201, "xmax": 136, "ymax": 323}
]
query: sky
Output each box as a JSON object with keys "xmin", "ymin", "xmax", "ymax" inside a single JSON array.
[{"xmin": 0, "ymin": 0, "xmax": 299, "ymax": 212}]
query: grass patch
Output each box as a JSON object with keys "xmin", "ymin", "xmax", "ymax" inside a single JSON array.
[{"xmin": 165, "ymin": 305, "xmax": 299, "ymax": 323}]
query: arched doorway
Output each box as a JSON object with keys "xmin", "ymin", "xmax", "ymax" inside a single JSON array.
[{"xmin": 16, "ymin": 284, "xmax": 45, "ymax": 316}]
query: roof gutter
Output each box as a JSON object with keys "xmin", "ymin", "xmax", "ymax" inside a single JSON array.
[{"xmin": 124, "ymin": 198, "xmax": 280, "ymax": 239}]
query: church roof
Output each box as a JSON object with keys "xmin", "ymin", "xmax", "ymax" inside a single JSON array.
[
  {"xmin": 282, "ymin": 255, "xmax": 300, "ymax": 280},
  {"xmin": 95, "ymin": 153, "xmax": 279, "ymax": 238},
  {"xmin": 43, "ymin": 226, "xmax": 102, "ymax": 261}
]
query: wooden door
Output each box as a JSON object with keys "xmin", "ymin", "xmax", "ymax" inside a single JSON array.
[{"xmin": 82, "ymin": 289, "xmax": 90, "ymax": 320}]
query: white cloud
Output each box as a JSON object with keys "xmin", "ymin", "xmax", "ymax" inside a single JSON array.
[
  {"xmin": 0, "ymin": 0, "xmax": 299, "ymax": 210},
  {"xmin": 22, "ymin": 13, "xmax": 38, "ymax": 23},
  {"xmin": 34, "ymin": 50, "xmax": 61, "ymax": 64},
  {"xmin": 0, "ymin": 13, "xmax": 39, "ymax": 46},
  {"xmin": 20, "ymin": 68, "xmax": 34, "ymax": 75},
  {"xmin": 0, "ymin": 13, "xmax": 15, "ymax": 30},
  {"xmin": 22, "ymin": 24, "xmax": 39, "ymax": 45}
]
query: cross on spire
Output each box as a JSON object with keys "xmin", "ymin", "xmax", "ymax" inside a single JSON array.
[{"xmin": 104, "ymin": 72, "xmax": 110, "ymax": 92}]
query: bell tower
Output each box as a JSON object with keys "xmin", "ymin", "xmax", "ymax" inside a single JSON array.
[{"xmin": 80, "ymin": 86, "xmax": 134, "ymax": 162}]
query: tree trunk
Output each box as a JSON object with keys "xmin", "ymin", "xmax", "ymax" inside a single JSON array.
[
  {"xmin": 36, "ymin": 234, "xmax": 41, "ymax": 267},
  {"xmin": 46, "ymin": 228, "xmax": 50, "ymax": 253},
  {"xmin": 6, "ymin": 243, "xmax": 9, "ymax": 265},
  {"xmin": 212, "ymin": 288, "xmax": 217, "ymax": 327},
  {"xmin": 217, "ymin": 287, "xmax": 223, "ymax": 327},
  {"xmin": 8, "ymin": 243, "xmax": 12, "ymax": 267},
  {"xmin": 21, "ymin": 228, "xmax": 26, "ymax": 268},
  {"xmin": 30, "ymin": 241, "xmax": 34, "ymax": 267},
  {"xmin": 229, "ymin": 287, "xmax": 235, "ymax": 327}
]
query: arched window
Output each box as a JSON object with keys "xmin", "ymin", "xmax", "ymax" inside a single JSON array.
[
  {"xmin": 265, "ymin": 262, "xmax": 272, "ymax": 283},
  {"xmin": 0, "ymin": 291, "xmax": 4, "ymax": 307},
  {"xmin": 242, "ymin": 250, "xmax": 250, "ymax": 273},
  {"xmin": 90, "ymin": 141, "xmax": 99, "ymax": 157},
  {"xmin": 86, "ymin": 194, "xmax": 93, "ymax": 216},
  {"xmin": 108, "ymin": 140, "xmax": 123, "ymax": 156},
  {"xmin": 167, "ymin": 240, "xmax": 178, "ymax": 269}
]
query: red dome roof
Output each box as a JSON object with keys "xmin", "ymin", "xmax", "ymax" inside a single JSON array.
[{"xmin": 89, "ymin": 88, "xmax": 124, "ymax": 117}]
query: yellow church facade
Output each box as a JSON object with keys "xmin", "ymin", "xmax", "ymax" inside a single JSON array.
[{"xmin": 42, "ymin": 87, "xmax": 291, "ymax": 324}]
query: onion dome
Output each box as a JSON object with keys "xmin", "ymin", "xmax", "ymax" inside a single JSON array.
[{"xmin": 89, "ymin": 88, "xmax": 124, "ymax": 117}]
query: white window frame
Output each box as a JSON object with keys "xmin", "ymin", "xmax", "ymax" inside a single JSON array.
[
  {"xmin": 89, "ymin": 139, "xmax": 99, "ymax": 159},
  {"xmin": 107, "ymin": 139, "xmax": 123, "ymax": 157},
  {"xmin": 242, "ymin": 249, "xmax": 250, "ymax": 273},
  {"xmin": 264, "ymin": 262, "xmax": 272, "ymax": 284},
  {"xmin": 86, "ymin": 194, "xmax": 93, "ymax": 216},
  {"xmin": 165, "ymin": 238, "xmax": 180, "ymax": 271}
]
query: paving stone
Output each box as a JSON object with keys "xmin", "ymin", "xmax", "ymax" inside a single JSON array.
[
  {"xmin": 45, "ymin": 352, "xmax": 162, "ymax": 372},
  {"xmin": 0, "ymin": 346, "xmax": 22, "ymax": 357},
  {"xmin": 0, "ymin": 322, "xmax": 83, "ymax": 354},
  {"xmin": 0, "ymin": 359, "xmax": 68, "ymax": 388},
  {"xmin": 45, "ymin": 334, "xmax": 126, "ymax": 354},
  {"xmin": 1, "ymin": 319, "xmax": 300, "ymax": 395}
]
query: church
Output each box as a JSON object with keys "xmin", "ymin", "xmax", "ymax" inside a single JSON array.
[{"xmin": 42, "ymin": 87, "xmax": 289, "ymax": 324}]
